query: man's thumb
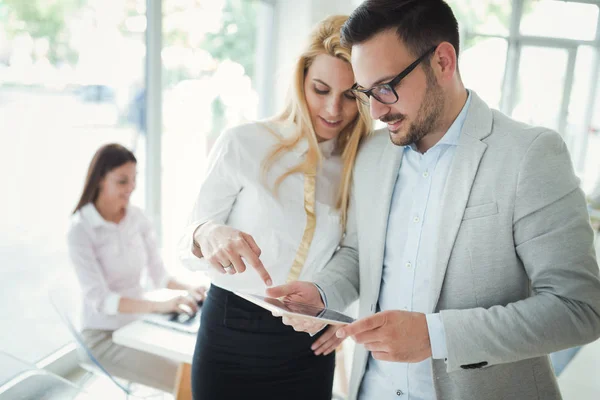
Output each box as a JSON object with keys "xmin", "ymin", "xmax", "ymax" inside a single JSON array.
[{"xmin": 265, "ymin": 283, "xmax": 295, "ymax": 298}]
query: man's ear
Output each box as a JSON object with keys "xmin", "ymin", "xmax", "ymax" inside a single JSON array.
[{"xmin": 431, "ymin": 42, "xmax": 458, "ymax": 81}]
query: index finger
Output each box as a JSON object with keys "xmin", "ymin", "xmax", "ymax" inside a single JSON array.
[
  {"xmin": 336, "ymin": 313, "xmax": 385, "ymax": 339},
  {"xmin": 238, "ymin": 238, "xmax": 272, "ymax": 286},
  {"xmin": 241, "ymin": 233, "xmax": 262, "ymax": 257}
]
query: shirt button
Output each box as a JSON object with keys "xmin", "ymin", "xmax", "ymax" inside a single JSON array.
[
  {"xmin": 423, "ymin": 171, "xmax": 429, "ymax": 178},
  {"xmin": 396, "ymin": 389, "xmax": 404, "ymax": 396},
  {"xmin": 406, "ymin": 262, "xmax": 412, "ymax": 268},
  {"xmin": 413, "ymin": 216, "xmax": 420, "ymax": 223}
]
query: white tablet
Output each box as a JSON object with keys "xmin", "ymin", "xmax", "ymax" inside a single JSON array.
[{"xmin": 234, "ymin": 291, "xmax": 355, "ymax": 325}]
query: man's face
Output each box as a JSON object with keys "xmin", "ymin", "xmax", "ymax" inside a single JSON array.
[{"xmin": 351, "ymin": 30, "xmax": 445, "ymax": 147}]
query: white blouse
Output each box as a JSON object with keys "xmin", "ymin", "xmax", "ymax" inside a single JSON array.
[
  {"xmin": 68, "ymin": 204, "xmax": 171, "ymax": 330},
  {"xmin": 179, "ymin": 121, "xmax": 344, "ymax": 294}
]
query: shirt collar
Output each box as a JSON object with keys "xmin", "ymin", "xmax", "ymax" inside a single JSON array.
[
  {"xmin": 80, "ymin": 203, "xmax": 130, "ymax": 228},
  {"xmin": 438, "ymin": 89, "xmax": 471, "ymax": 146},
  {"xmin": 278, "ymin": 121, "xmax": 337, "ymax": 159},
  {"xmin": 317, "ymin": 137, "xmax": 337, "ymax": 158},
  {"xmin": 80, "ymin": 203, "xmax": 110, "ymax": 228},
  {"xmin": 405, "ymin": 89, "xmax": 472, "ymax": 152}
]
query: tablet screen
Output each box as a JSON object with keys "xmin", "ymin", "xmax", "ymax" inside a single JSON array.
[{"xmin": 235, "ymin": 292, "xmax": 355, "ymax": 325}]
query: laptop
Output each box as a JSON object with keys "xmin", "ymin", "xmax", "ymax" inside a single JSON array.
[{"xmin": 143, "ymin": 302, "xmax": 202, "ymax": 334}]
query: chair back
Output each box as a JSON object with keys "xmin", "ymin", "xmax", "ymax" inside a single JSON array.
[
  {"xmin": 48, "ymin": 280, "xmax": 165, "ymax": 399},
  {"xmin": 48, "ymin": 284, "xmax": 134, "ymax": 395}
]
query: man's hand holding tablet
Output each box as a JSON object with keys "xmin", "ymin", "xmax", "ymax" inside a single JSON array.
[{"xmin": 256, "ymin": 281, "xmax": 354, "ymax": 333}]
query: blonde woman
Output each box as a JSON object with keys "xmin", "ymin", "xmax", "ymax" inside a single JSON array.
[{"xmin": 180, "ymin": 15, "xmax": 371, "ymax": 399}]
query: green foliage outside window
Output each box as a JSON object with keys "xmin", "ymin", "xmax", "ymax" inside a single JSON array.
[{"xmin": 0, "ymin": 0, "xmax": 84, "ymax": 64}]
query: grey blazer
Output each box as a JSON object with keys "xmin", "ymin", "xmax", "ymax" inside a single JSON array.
[{"xmin": 314, "ymin": 91, "xmax": 600, "ymax": 400}]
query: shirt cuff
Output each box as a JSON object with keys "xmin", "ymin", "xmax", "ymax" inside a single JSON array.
[
  {"xmin": 179, "ymin": 223, "xmax": 211, "ymax": 271},
  {"xmin": 426, "ymin": 313, "xmax": 448, "ymax": 360},
  {"xmin": 309, "ymin": 283, "xmax": 328, "ymax": 337},
  {"xmin": 190, "ymin": 222, "xmax": 206, "ymax": 256},
  {"xmin": 313, "ymin": 283, "xmax": 328, "ymax": 308},
  {"xmin": 102, "ymin": 293, "xmax": 121, "ymax": 315}
]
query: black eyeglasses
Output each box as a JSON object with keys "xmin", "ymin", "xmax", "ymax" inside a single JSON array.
[{"xmin": 351, "ymin": 45, "xmax": 437, "ymax": 105}]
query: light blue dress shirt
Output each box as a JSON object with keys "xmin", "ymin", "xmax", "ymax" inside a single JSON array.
[{"xmin": 359, "ymin": 92, "xmax": 472, "ymax": 400}]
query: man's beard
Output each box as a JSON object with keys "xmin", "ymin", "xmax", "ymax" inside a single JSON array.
[{"xmin": 387, "ymin": 68, "xmax": 444, "ymax": 147}]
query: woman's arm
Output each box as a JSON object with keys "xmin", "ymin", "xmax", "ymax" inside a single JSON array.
[
  {"xmin": 179, "ymin": 127, "xmax": 273, "ymax": 284},
  {"xmin": 118, "ymin": 293, "xmax": 198, "ymax": 315},
  {"xmin": 117, "ymin": 297, "xmax": 161, "ymax": 314},
  {"xmin": 67, "ymin": 225, "xmax": 123, "ymax": 315},
  {"xmin": 166, "ymin": 278, "xmax": 207, "ymax": 302},
  {"xmin": 179, "ymin": 128, "xmax": 244, "ymax": 270},
  {"xmin": 192, "ymin": 220, "xmax": 271, "ymax": 285},
  {"xmin": 67, "ymin": 225, "xmax": 198, "ymax": 315}
]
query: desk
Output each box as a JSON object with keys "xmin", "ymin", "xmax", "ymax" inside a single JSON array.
[
  {"xmin": 114, "ymin": 314, "xmax": 350, "ymax": 399},
  {"xmin": 113, "ymin": 320, "xmax": 196, "ymax": 400}
]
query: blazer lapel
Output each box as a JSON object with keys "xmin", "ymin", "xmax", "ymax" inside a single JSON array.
[
  {"xmin": 429, "ymin": 92, "xmax": 493, "ymax": 312},
  {"xmin": 370, "ymin": 139, "xmax": 403, "ymax": 291}
]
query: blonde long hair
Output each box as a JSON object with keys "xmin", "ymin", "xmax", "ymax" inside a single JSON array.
[{"xmin": 262, "ymin": 15, "xmax": 372, "ymax": 228}]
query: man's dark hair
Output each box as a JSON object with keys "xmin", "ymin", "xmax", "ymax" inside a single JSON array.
[{"xmin": 341, "ymin": 0, "xmax": 460, "ymax": 59}]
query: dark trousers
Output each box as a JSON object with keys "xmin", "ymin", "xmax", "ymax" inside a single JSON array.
[{"xmin": 191, "ymin": 284, "xmax": 335, "ymax": 400}]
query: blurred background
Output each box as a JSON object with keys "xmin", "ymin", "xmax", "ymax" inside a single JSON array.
[{"xmin": 0, "ymin": 0, "xmax": 599, "ymax": 398}]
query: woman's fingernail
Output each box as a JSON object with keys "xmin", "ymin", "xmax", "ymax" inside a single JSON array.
[
  {"xmin": 266, "ymin": 279, "xmax": 272, "ymax": 286},
  {"xmin": 336, "ymin": 330, "xmax": 345, "ymax": 338}
]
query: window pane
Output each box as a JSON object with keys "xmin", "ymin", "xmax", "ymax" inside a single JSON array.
[
  {"xmin": 0, "ymin": 0, "xmax": 146, "ymax": 362},
  {"xmin": 581, "ymin": 65, "xmax": 600, "ymax": 192},
  {"xmin": 565, "ymin": 46, "xmax": 595, "ymax": 178},
  {"xmin": 160, "ymin": 0, "xmax": 260, "ymax": 267},
  {"xmin": 521, "ymin": 0, "xmax": 599, "ymax": 41},
  {"xmin": 569, "ymin": 47, "xmax": 596, "ymax": 126},
  {"xmin": 459, "ymin": 37, "xmax": 507, "ymax": 109},
  {"xmin": 447, "ymin": 0, "xmax": 512, "ymax": 37},
  {"xmin": 511, "ymin": 46, "xmax": 569, "ymax": 131},
  {"xmin": 593, "ymin": 78, "xmax": 600, "ymax": 130}
]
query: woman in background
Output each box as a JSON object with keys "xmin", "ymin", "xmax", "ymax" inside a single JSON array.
[
  {"xmin": 180, "ymin": 15, "xmax": 372, "ymax": 400},
  {"xmin": 68, "ymin": 143, "xmax": 206, "ymax": 393}
]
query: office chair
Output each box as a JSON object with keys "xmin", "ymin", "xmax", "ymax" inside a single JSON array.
[
  {"xmin": 0, "ymin": 350, "xmax": 94, "ymax": 400},
  {"xmin": 48, "ymin": 285, "xmax": 165, "ymax": 400}
]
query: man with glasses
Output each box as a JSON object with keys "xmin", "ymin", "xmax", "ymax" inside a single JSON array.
[{"xmin": 267, "ymin": 1, "xmax": 600, "ymax": 399}]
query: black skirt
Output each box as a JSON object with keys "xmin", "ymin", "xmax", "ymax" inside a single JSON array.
[{"xmin": 191, "ymin": 284, "xmax": 335, "ymax": 400}]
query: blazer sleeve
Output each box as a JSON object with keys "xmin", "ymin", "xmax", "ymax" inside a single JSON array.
[
  {"xmin": 441, "ymin": 130, "xmax": 600, "ymax": 372},
  {"xmin": 312, "ymin": 187, "xmax": 360, "ymax": 312}
]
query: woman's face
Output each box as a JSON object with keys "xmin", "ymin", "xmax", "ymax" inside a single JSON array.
[
  {"xmin": 304, "ymin": 54, "xmax": 359, "ymax": 142},
  {"xmin": 98, "ymin": 161, "xmax": 137, "ymax": 209}
]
